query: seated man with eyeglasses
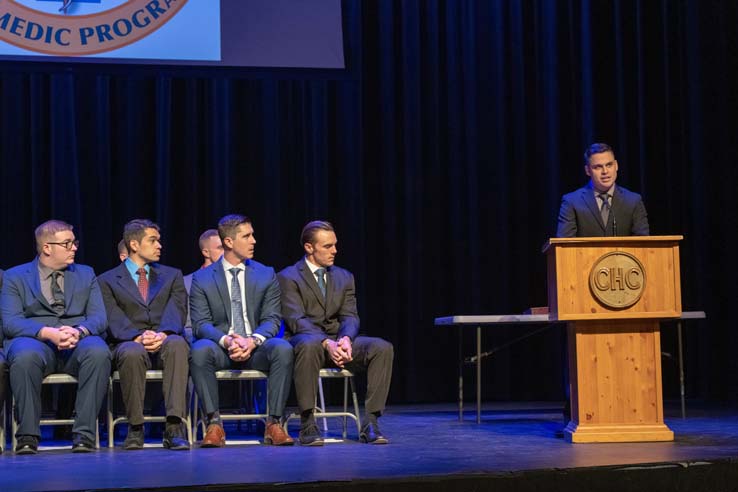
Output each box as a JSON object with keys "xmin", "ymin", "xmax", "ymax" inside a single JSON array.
[
  {"xmin": 0, "ymin": 220, "xmax": 111, "ymax": 454},
  {"xmin": 556, "ymin": 142, "xmax": 650, "ymax": 238}
]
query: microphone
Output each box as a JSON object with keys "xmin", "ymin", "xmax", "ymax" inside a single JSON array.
[{"xmin": 612, "ymin": 217, "xmax": 617, "ymax": 236}]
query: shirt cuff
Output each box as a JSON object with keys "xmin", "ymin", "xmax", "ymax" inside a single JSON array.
[{"xmin": 219, "ymin": 335, "xmax": 229, "ymax": 348}]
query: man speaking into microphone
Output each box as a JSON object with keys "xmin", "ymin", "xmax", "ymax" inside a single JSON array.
[{"xmin": 556, "ymin": 142, "xmax": 650, "ymax": 238}]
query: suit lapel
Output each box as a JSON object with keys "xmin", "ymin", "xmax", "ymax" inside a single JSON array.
[
  {"xmin": 146, "ymin": 264, "xmax": 164, "ymax": 304},
  {"xmin": 28, "ymin": 260, "xmax": 53, "ymax": 311},
  {"xmin": 213, "ymin": 261, "xmax": 231, "ymax": 327},
  {"xmin": 298, "ymin": 261, "xmax": 325, "ymax": 309},
  {"xmin": 582, "ymin": 186, "xmax": 606, "ymax": 232},
  {"xmin": 116, "ymin": 263, "xmax": 146, "ymax": 306},
  {"xmin": 244, "ymin": 261, "xmax": 257, "ymax": 327}
]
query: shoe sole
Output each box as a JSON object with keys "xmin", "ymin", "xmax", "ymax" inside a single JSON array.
[
  {"xmin": 264, "ymin": 438, "xmax": 295, "ymax": 446},
  {"xmin": 72, "ymin": 446, "xmax": 94, "ymax": 453},
  {"xmin": 163, "ymin": 441, "xmax": 190, "ymax": 450},
  {"xmin": 360, "ymin": 436, "xmax": 389, "ymax": 445},
  {"xmin": 15, "ymin": 448, "xmax": 38, "ymax": 455},
  {"xmin": 123, "ymin": 443, "xmax": 144, "ymax": 450},
  {"xmin": 299, "ymin": 439, "xmax": 325, "ymax": 446},
  {"xmin": 199, "ymin": 442, "xmax": 226, "ymax": 448}
]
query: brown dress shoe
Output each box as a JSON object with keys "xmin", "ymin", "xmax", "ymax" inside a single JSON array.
[
  {"xmin": 201, "ymin": 424, "xmax": 226, "ymax": 448},
  {"xmin": 264, "ymin": 422, "xmax": 295, "ymax": 446}
]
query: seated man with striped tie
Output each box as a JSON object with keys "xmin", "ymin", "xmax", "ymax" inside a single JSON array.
[
  {"xmin": 189, "ymin": 214, "xmax": 294, "ymax": 447},
  {"xmin": 556, "ymin": 142, "xmax": 650, "ymax": 238},
  {"xmin": 98, "ymin": 219, "xmax": 190, "ymax": 450},
  {"xmin": 0, "ymin": 220, "xmax": 111, "ymax": 454}
]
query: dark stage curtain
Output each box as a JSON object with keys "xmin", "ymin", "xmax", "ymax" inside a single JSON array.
[{"xmin": 0, "ymin": 0, "xmax": 735, "ymax": 404}]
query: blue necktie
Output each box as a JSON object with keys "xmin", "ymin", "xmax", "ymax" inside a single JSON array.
[
  {"xmin": 315, "ymin": 268, "xmax": 326, "ymax": 298},
  {"xmin": 229, "ymin": 268, "xmax": 247, "ymax": 336}
]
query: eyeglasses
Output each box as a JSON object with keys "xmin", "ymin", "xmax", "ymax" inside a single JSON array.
[
  {"xmin": 589, "ymin": 161, "xmax": 616, "ymax": 172},
  {"xmin": 47, "ymin": 240, "xmax": 80, "ymax": 250}
]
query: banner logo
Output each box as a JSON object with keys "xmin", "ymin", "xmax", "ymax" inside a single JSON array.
[
  {"xmin": 0, "ymin": 0, "xmax": 188, "ymax": 56},
  {"xmin": 589, "ymin": 251, "xmax": 646, "ymax": 309}
]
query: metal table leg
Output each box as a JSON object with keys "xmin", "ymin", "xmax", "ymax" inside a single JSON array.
[
  {"xmin": 476, "ymin": 326, "xmax": 481, "ymax": 424},
  {"xmin": 458, "ymin": 325, "xmax": 463, "ymax": 422},
  {"xmin": 678, "ymin": 321, "xmax": 686, "ymax": 419}
]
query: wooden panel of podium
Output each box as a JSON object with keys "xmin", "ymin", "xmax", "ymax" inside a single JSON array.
[{"xmin": 544, "ymin": 236, "xmax": 683, "ymax": 443}]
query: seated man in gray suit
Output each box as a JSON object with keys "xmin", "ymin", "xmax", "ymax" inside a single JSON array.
[
  {"xmin": 189, "ymin": 214, "xmax": 294, "ymax": 447},
  {"xmin": 183, "ymin": 229, "xmax": 223, "ymax": 295},
  {"xmin": 0, "ymin": 220, "xmax": 111, "ymax": 454},
  {"xmin": 557, "ymin": 142, "xmax": 650, "ymax": 238},
  {"xmin": 98, "ymin": 219, "xmax": 190, "ymax": 450},
  {"xmin": 278, "ymin": 221, "xmax": 394, "ymax": 445}
]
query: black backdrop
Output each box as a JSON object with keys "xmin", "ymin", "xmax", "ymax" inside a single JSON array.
[{"xmin": 0, "ymin": 0, "xmax": 735, "ymax": 405}]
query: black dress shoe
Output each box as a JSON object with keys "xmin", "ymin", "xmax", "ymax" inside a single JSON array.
[
  {"xmin": 123, "ymin": 425, "xmax": 145, "ymax": 450},
  {"xmin": 72, "ymin": 433, "xmax": 96, "ymax": 453},
  {"xmin": 163, "ymin": 422, "xmax": 190, "ymax": 450},
  {"xmin": 298, "ymin": 423, "xmax": 325, "ymax": 446},
  {"xmin": 360, "ymin": 422, "xmax": 388, "ymax": 444},
  {"xmin": 15, "ymin": 435, "xmax": 39, "ymax": 455}
]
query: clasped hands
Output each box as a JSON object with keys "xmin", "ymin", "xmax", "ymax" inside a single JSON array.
[
  {"xmin": 225, "ymin": 334, "xmax": 257, "ymax": 362},
  {"xmin": 41, "ymin": 326, "xmax": 82, "ymax": 350},
  {"xmin": 324, "ymin": 336, "xmax": 353, "ymax": 368},
  {"xmin": 134, "ymin": 330, "xmax": 167, "ymax": 353}
]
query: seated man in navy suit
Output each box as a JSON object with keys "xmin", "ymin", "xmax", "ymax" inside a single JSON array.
[
  {"xmin": 0, "ymin": 220, "xmax": 111, "ymax": 454},
  {"xmin": 557, "ymin": 142, "xmax": 650, "ymax": 238},
  {"xmin": 278, "ymin": 221, "xmax": 394, "ymax": 445},
  {"xmin": 189, "ymin": 214, "xmax": 294, "ymax": 447},
  {"xmin": 98, "ymin": 219, "xmax": 190, "ymax": 450}
]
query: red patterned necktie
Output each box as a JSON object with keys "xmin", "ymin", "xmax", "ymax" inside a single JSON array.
[{"xmin": 136, "ymin": 267, "xmax": 149, "ymax": 302}]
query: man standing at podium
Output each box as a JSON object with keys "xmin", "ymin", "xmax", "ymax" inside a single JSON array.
[{"xmin": 556, "ymin": 143, "xmax": 649, "ymax": 237}]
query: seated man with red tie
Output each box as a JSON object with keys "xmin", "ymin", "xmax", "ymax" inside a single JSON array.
[{"xmin": 98, "ymin": 219, "xmax": 190, "ymax": 450}]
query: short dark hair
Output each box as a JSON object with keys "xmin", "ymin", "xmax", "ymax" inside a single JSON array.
[
  {"xmin": 301, "ymin": 220, "xmax": 335, "ymax": 246},
  {"xmin": 198, "ymin": 229, "xmax": 219, "ymax": 250},
  {"xmin": 123, "ymin": 219, "xmax": 160, "ymax": 252},
  {"xmin": 117, "ymin": 239, "xmax": 127, "ymax": 256},
  {"xmin": 35, "ymin": 220, "xmax": 73, "ymax": 254},
  {"xmin": 583, "ymin": 143, "xmax": 614, "ymax": 166},
  {"xmin": 218, "ymin": 214, "xmax": 251, "ymax": 244}
]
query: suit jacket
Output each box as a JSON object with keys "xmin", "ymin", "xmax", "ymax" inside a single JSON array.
[
  {"xmin": 556, "ymin": 183, "xmax": 650, "ymax": 238},
  {"xmin": 97, "ymin": 262, "xmax": 187, "ymax": 345},
  {"xmin": 189, "ymin": 258, "xmax": 281, "ymax": 344},
  {"xmin": 0, "ymin": 258, "xmax": 107, "ymax": 345},
  {"xmin": 277, "ymin": 259, "xmax": 359, "ymax": 341}
]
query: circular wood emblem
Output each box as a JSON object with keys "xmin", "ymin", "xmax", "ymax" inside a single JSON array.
[{"xmin": 589, "ymin": 251, "xmax": 646, "ymax": 309}]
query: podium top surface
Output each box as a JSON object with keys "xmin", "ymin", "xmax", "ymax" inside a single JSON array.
[{"xmin": 542, "ymin": 235, "xmax": 683, "ymax": 253}]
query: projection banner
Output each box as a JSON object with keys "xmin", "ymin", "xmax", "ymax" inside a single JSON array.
[{"xmin": 0, "ymin": 0, "xmax": 345, "ymax": 68}]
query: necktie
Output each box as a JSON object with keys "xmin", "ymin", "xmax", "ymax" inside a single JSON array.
[
  {"xmin": 315, "ymin": 268, "xmax": 326, "ymax": 298},
  {"xmin": 136, "ymin": 267, "xmax": 149, "ymax": 302},
  {"xmin": 229, "ymin": 268, "xmax": 247, "ymax": 336},
  {"xmin": 598, "ymin": 193, "xmax": 610, "ymax": 226},
  {"xmin": 50, "ymin": 271, "xmax": 65, "ymax": 316}
]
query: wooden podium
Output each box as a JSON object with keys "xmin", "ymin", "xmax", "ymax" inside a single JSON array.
[{"xmin": 544, "ymin": 236, "xmax": 683, "ymax": 443}]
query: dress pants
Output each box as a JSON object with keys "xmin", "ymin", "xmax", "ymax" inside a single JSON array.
[
  {"xmin": 7, "ymin": 336, "xmax": 111, "ymax": 440},
  {"xmin": 290, "ymin": 334, "xmax": 394, "ymax": 415},
  {"xmin": 0, "ymin": 349, "xmax": 7, "ymax": 411},
  {"xmin": 190, "ymin": 337, "xmax": 293, "ymax": 418},
  {"xmin": 112, "ymin": 335, "xmax": 190, "ymax": 425}
]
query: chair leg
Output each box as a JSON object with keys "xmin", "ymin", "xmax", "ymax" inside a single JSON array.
[
  {"xmin": 342, "ymin": 377, "xmax": 348, "ymax": 439},
  {"xmin": 107, "ymin": 378, "xmax": 114, "ymax": 448},
  {"xmin": 350, "ymin": 377, "xmax": 361, "ymax": 435},
  {"xmin": 11, "ymin": 395, "xmax": 17, "ymax": 451},
  {"xmin": 318, "ymin": 377, "xmax": 328, "ymax": 432}
]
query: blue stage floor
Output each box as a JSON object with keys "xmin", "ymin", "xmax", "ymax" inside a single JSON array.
[{"xmin": 2, "ymin": 402, "xmax": 738, "ymax": 492}]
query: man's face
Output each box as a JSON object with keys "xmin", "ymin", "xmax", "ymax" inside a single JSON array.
[
  {"xmin": 585, "ymin": 151, "xmax": 618, "ymax": 192},
  {"xmin": 305, "ymin": 230, "xmax": 338, "ymax": 268},
  {"xmin": 132, "ymin": 228, "xmax": 161, "ymax": 264},
  {"xmin": 202, "ymin": 235, "xmax": 224, "ymax": 263},
  {"xmin": 225, "ymin": 223, "xmax": 256, "ymax": 261},
  {"xmin": 44, "ymin": 230, "xmax": 78, "ymax": 268}
]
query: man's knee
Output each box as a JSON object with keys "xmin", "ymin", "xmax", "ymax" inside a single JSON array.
[{"xmin": 164, "ymin": 334, "xmax": 190, "ymax": 356}]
